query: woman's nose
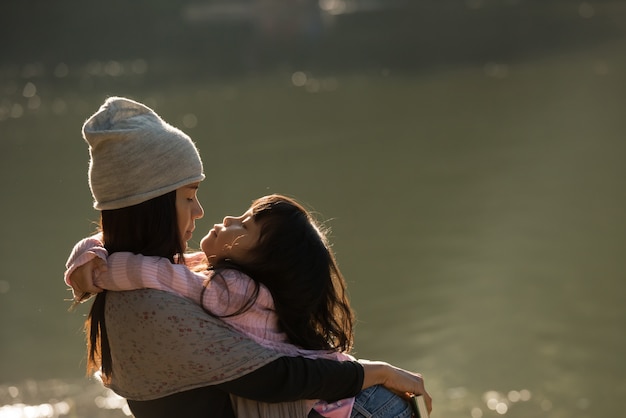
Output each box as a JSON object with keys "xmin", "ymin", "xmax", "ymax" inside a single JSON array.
[
  {"xmin": 223, "ymin": 216, "xmax": 234, "ymax": 226},
  {"xmin": 195, "ymin": 201, "xmax": 204, "ymax": 220}
]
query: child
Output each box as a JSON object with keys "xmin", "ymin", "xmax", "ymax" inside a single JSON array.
[{"xmin": 66, "ymin": 194, "xmax": 414, "ymax": 418}]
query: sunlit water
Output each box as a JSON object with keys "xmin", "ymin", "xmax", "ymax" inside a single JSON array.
[{"xmin": 1, "ymin": 24, "xmax": 625, "ymax": 418}]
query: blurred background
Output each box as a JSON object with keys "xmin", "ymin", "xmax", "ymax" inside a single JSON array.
[{"xmin": 1, "ymin": 0, "xmax": 625, "ymax": 417}]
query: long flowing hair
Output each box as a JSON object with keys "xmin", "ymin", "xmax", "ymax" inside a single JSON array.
[
  {"xmin": 209, "ymin": 194, "xmax": 354, "ymax": 353},
  {"xmin": 86, "ymin": 190, "xmax": 185, "ymax": 383}
]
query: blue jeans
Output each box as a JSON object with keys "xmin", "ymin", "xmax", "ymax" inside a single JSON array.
[{"xmin": 350, "ymin": 385, "xmax": 413, "ymax": 418}]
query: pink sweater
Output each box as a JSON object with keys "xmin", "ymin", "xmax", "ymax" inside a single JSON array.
[{"xmin": 65, "ymin": 235, "xmax": 355, "ymax": 417}]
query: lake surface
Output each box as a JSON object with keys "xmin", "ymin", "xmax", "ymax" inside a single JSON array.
[{"xmin": 1, "ymin": 14, "xmax": 625, "ymax": 418}]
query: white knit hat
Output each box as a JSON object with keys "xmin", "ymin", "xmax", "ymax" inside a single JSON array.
[{"xmin": 83, "ymin": 96, "xmax": 205, "ymax": 210}]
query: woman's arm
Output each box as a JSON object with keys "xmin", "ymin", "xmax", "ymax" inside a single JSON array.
[
  {"xmin": 104, "ymin": 288, "xmax": 432, "ymax": 412},
  {"xmin": 218, "ymin": 356, "xmax": 432, "ymax": 413},
  {"xmin": 68, "ymin": 244, "xmax": 433, "ymax": 411},
  {"xmin": 218, "ymin": 356, "xmax": 363, "ymax": 403},
  {"xmin": 359, "ymin": 359, "xmax": 432, "ymax": 412}
]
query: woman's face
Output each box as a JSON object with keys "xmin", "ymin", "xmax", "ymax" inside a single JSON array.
[
  {"xmin": 200, "ymin": 208, "xmax": 262, "ymax": 265},
  {"xmin": 176, "ymin": 182, "xmax": 204, "ymax": 250}
]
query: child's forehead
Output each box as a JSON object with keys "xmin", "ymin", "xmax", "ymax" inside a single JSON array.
[
  {"xmin": 249, "ymin": 203, "xmax": 264, "ymax": 215},
  {"xmin": 242, "ymin": 207, "xmax": 258, "ymax": 221}
]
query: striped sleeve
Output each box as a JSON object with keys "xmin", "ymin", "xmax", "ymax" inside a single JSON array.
[
  {"xmin": 97, "ymin": 252, "xmax": 207, "ymax": 305},
  {"xmin": 64, "ymin": 233, "xmax": 107, "ymax": 287},
  {"xmin": 92, "ymin": 251, "xmax": 289, "ymax": 345},
  {"xmin": 204, "ymin": 270, "xmax": 288, "ymax": 344},
  {"xmin": 94, "ymin": 253, "xmax": 270, "ymax": 327}
]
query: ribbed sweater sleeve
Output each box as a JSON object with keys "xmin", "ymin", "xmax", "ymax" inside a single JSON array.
[
  {"xmin": 96, "ymin": 253, "xmax": 289, "ymax": 342},
  {"xmin": 64, "ymin": 233, "xmax": 107, "ymax": 297},
  {"xmin": 98, "ymin": 252, "xmax": 207, "ymax": 303},
  {"xmin": 64, "ymin": 237, "xmax": 288, "ymax": 344}
]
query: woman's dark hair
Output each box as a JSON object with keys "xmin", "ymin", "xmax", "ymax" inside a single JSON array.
[
  {"xmin": 86, "ymin": 190, "xmax": 185, "ymax": 383},
  {"xmin": 209, "ymin": 194, "xmax": 354, "ymax": 352}
]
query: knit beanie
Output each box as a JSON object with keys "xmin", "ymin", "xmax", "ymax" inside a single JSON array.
[{"xmin": 83, "ymin": 97, "xmax": 205, "ymax": 210}]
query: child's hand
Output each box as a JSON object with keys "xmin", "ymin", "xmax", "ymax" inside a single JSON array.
[{"xmin": 70, "ymin": 257, "xmax": 106, "ymax": 303}]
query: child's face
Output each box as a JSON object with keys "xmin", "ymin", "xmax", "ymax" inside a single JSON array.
[{"xmin": 200, "ymin": 208, "xmax": 261, "ymax": 265}]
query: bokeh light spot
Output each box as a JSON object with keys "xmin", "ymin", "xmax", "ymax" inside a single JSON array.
[
  {"xmin": 94, "ymin": 388, "xmax": 127, "ymax": 412},
  {"xmin": 484, "ymin": 62, "xmax": 509, "ymax": 78},
  {"xmin": 470, "ymin": 407, "xmax": 483, "ymax": 418},
  {"xmin": 0, "ymin": 401, "xmax": 70, "ymax": 418},
  {"xmin": 0, "ymin": 280, "xmax": 10, "ymax": 294},
  {"xmin": 447, "ymin": 386, "xmax": 467, "ymax": 399},
  {"xmin": 53, "ymin": 63, "xmax": 69, "ymax": 78},
  {"xmin": 579, "ymin": 2, "xmax": 595, "ymax": 18},
  {"xmin": 21, "ymin": 63, "xmax": 43, "ymax": 78},
  {"xmin": 291, "ymin": 71, "xmax": 307, "ymax": 87},
  {"xmin": 519, "ymin": 389, "xmax": 531, "ymax": 401},
  {"xmin": 319, "ymin": 0, "xmax": 347, "ymax": 15},
  {"xmin": 487, "ymin": 398, "xmax": 499, "ymax": 410},
  {"xmin": 507, "ymin": 390, "xmax": 520, "ymax": 402},
  {"xmin": 305, "ymin": 78, "xmax": 320, "ymax": 93},
  {"xmin": 27, "ymin": 96, "xmax": 41, "ymax": 110},
  {"xmin": 322, "ymin": 77, "xmax": 338, "ymax": 91},
  {"xmin": 483, "ymin": 390, "xmax": 501, "ymax": 403},
  {"xmin": 182, "ymin": 113, "xmax": 198, "ymax": 128},
  {"xmin": 466, "ymin": 0, "xmax": 484, "ymax": 10},
  {"xmin": 54, "ymin": 402, "xmax": 70, "ymax": 415},
  {"xmin": 541, "ymin": 399, "xmax": 553, "ymax": 411},
  {"xmin": 104, "ymin": 60, "xmax": 123, "ymax": 76},
  {"xmin": 593, "ymin": 60, "xmax": 609, "ymax": 75},
  {"xmin": 51, "ymin": 99, "xmax": 67, "ymax": 115},
  {"xmin": 10, "ymin": 103, "xmax": 24, "ymax": 119},
  {"xmin": 86, "ymin": 61, "xmax": 103, "ymax": 76},
  {"xmin": 22, "ymin": 82, "xmax": 36, "ymax": 98},
  {"xmin": 131, "ymin": 59, "xmax": 148, "ymax": 75},
  {"xmin": 576, "ymin": 397, "xmax": 590, "ymax": 409}
]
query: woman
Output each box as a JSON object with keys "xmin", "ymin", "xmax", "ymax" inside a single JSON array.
[{"xmin": 68, "ymin": 96, "xmax": 432, "ymax": 418}]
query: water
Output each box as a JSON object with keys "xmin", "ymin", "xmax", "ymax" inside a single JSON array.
[{"xmin": 2, "ymin": 13, "xmax": 626, "ymax": 418}]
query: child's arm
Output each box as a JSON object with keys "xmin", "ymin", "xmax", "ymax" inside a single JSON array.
[
  {"xmin": 65, "ymin": 235, "xmax": 281, "ymax": 339},
  {"xmin": 63, "ymin": 233, "xmax": 207, "ymax": 298},
  {"xmin": 91, "ymin": 252, "xmax": 262, "ymax": 319},
  {"xmin": 97, "ymin": 252, "xmax": 208, "ymax": 305},
  {"xmin": 64, "ymin": 233, "xmax": 107, "ymax": 286},
  {"xmin": 64, "ymin": 233, "xmax": 107, "ymax": 300}
]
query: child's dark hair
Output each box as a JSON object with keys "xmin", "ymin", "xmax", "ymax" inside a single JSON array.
[{"xmin": 209, "ymin": 194, "xmax": 354, "ymax": 352}]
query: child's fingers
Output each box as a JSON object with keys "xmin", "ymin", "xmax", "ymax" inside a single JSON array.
[{"xmin": 72, "ymin": 260, "xmax": 105, "ymax": 296}]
